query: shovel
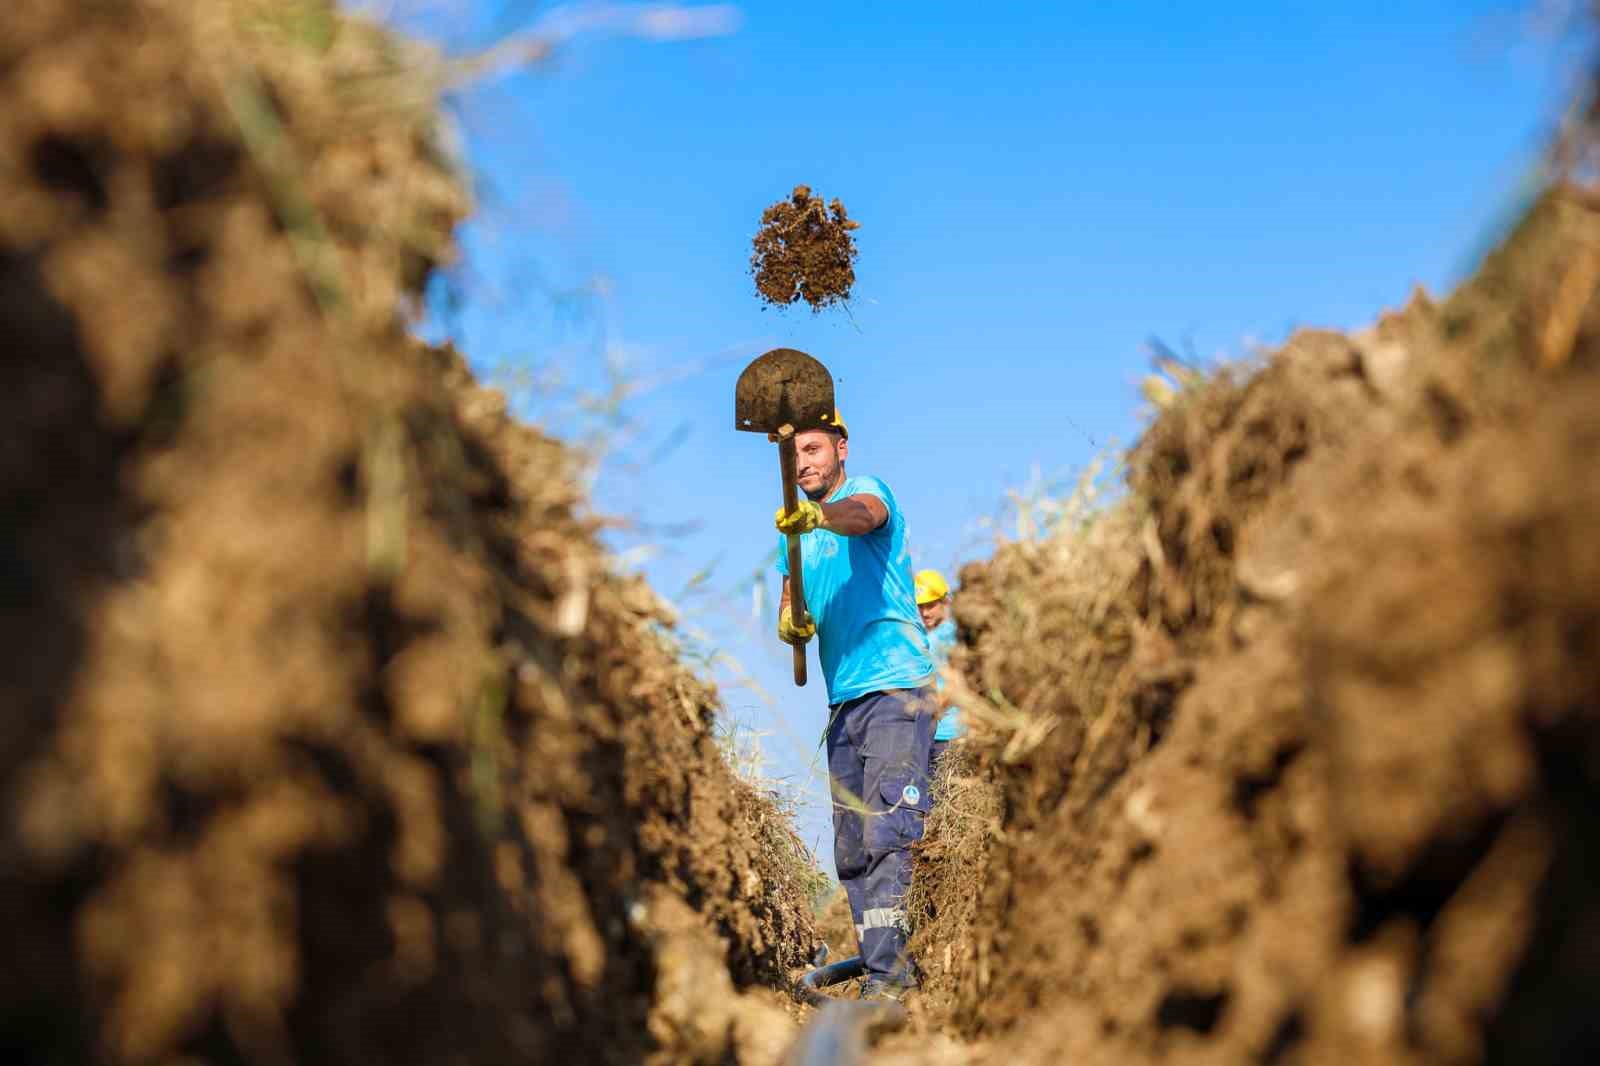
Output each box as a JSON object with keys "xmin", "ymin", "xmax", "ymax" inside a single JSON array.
[{"xmin": 734, "ymin": 347, "xmax": 838, "ymax": 686}]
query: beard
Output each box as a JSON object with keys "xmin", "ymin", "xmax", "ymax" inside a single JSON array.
[
  {"xmin": 799, "ymin": 456, "xmax": 841, "ymax": 501},
  {"xmin": 801, "ymin": 463, "xmax": 839, "ymax": 501},
  {"xmin": 799, "ymin": 447, "xmax": 843, "ymax": 501}
]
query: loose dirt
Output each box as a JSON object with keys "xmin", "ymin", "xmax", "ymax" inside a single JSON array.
[
  {"xmin": 1, "ymin": 3, "xmax": 816, "ymax": 1064},
  {"xmin": 814, "ymin": 884, "xmax": 860, "ymax": 962},
  {"xmin": 910, "ymin": 185, "xmax": 1600, "ymax": 1065},
  {"xmin": 750, "ymin": 184, "xmax": 860, "ymax": 312}
]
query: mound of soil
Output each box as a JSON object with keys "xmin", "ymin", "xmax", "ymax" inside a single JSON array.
[
  {"xmin": 916, "ymin": 186, "xmax": 1600, "ymax": 1065},
  {"xmin": 0, "ymin": 3, "xmax": 814, "ymax": 1064},
  {"xmin": 749, "ymin": 184, "xmax": 859, "ymax": 311},
  {"xmin": 907, "ymin": 742, "xmax": 999, "ymax": 1018},
  {"xmin": 814, "ymin": 885, "xmax": 858, "ymax": 962}
]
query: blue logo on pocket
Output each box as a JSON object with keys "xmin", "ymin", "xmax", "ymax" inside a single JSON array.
[{"xmin": 901, "ymin": 784, "xmax": 921, "ymax": 806}]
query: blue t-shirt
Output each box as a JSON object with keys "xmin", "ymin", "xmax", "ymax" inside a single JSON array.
[
  {"xmin": 776, "ymin": 475, "xmax": 935, "ymax": 705},
  {"xmin": 927, "ymin": 619, "xmax": 965, "ymax": 740}
]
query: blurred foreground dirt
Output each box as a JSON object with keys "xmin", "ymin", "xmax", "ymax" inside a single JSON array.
[{"xmin": 0, "ymin": 2, "xmax": 817, "ymax": 1063}]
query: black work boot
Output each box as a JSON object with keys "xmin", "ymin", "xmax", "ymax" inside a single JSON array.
[{"xmin": 857, "ymin": 977, "xmax": 914, "ymax": 1002}]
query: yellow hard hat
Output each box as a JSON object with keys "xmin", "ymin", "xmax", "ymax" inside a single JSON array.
[
  {"xmin": 914, "ymin": 569, "xmax": 949, "ymax": 605},
  {"xmin": 829, "ymin": 410, "xmax": 848, "ymax": 439}
]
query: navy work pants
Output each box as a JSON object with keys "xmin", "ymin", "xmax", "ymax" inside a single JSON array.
[{"xmin": 826, "ymin": 686, "xmax": 936, "ymax": 984}]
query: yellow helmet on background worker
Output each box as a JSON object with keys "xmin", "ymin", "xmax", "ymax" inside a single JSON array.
[
  {"xmin": 829, "ymin": 410, "xmax": 848, "ymax": 439},
  {"xmin": 914, "ymin": 569, "xmax": 949, "ymax": 605}
]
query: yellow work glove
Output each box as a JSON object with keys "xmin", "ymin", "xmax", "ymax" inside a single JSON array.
[
  {"xmin": 778, "ymin": 605, "xmax": 816, "ymax": 646},
  {"xmin": 775, "ymin": 499, "xmax": 825, "ymax": 536}
]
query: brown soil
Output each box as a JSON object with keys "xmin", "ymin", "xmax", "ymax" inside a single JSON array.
[
  {"xmin": 0, "ymin": 3, "xmax": 814, "ymax": 1064},
  {"xmin": 913, "ymin": 185, "xmax": 1600, "ymax": 1065},
  {"xmin": 749, "ymin": 184, "xmax": 860, "ymax": 311},
  {"xmin": 907, "ymin": 741, "xmax": 999, "ymax": 1025},
  {"xmin": 815, "ymin": 884, "xmax": 859, "ymax": 961}
]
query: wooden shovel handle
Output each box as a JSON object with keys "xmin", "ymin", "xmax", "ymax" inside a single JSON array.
[
  {"xmin": 777, "ymin": 427, "xmax": 808, "ymax": 687},
  {"xmin": 789, "ymin": 624, "xmax": 806, "ymax": 686}
]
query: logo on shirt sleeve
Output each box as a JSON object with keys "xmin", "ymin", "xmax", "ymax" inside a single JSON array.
[{"xmin": 900, "ymin": 784, "xmax": 921, "ymax": 806}]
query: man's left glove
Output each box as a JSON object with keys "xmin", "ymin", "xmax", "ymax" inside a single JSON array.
[
  {"xmin": 775, "ymin": 499, "xmax": 825, "ymax": 536},
  {"xmin": 778, "ymin": 606, "xmax": 816, "ymax": 646}
]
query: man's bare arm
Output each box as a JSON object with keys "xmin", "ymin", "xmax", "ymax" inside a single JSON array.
[
  {"xmin": 817, "ymin": 493, "xmax": 888, "ymax": 536},
  {"xmin": 775, "ymin": 494, "xmax": 885, "ymax": 625}
]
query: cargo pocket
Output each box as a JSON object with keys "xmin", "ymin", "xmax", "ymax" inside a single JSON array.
[{"xmin": 865, "ymin": 773, "xmax": 927, "ymax": 856}]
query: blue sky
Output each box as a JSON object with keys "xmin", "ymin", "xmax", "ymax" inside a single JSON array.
[{"xmin": 405, "ymin": 1, "xmax": 1567, "ymax": 870}]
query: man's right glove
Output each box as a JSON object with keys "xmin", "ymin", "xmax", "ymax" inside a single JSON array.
[
  {"xmin": 775, "ymin": 499, "xmax": 825, "ymax": 536},
  {"xmin": 778, "ymin": 605, "xmax": 816, "ymax": 646}
]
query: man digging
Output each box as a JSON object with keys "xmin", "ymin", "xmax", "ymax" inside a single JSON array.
[{"xmin": 773, "ymin": 413, "xmax": 937, "ymax": 1000}]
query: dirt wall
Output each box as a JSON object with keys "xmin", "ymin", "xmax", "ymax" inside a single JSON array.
[
  {"xmin": 917, "ymin": 188, "xmax": 1600, "ymax": 1065},
  {"xmin": 0, "ymin": 2, "xmax": 814, "ymax": 1063}
]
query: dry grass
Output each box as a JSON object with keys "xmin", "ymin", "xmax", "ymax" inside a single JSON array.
[
  {"xmin": 908, "ymin": 743, "xmax": 1001, "ymax": 1004},
  {"xmin": 950, "ymin": 479, "xmax": 1151, "ymax": 776},
  {"xmin": 729, "ymin": 775, "xmax": 828, "ymax": 971},
  {"xmin": 715, "ymin": 717, "xmax": 829, "ymax": 964}
]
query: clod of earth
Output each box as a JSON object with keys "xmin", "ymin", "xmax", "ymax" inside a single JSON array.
[{"xmin": 750, "ymin": 184, "xmax": 860, "ymax": 311}]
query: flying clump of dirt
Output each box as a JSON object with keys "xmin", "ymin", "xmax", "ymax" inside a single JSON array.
[{"xmin": 750, "ymin": 184, "xmax": 860, "ymax": 311}]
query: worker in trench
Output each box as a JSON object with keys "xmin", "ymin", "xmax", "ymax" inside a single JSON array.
[
  {"xmin": 914, "ymin": 568, "xmax": 965, "ymax": 779},
  {"xmin": 774, "ymin": 413, "xmax": 937, "ymax": 999}
]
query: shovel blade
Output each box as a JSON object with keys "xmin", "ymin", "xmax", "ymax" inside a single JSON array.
[{"xmin": 734, "ymin": 348, "xmax": 837, "ymax": 435}]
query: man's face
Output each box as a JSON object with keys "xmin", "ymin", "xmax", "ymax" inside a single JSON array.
[
  {"xmin": 795, "ymin": 429, "xmax": 846, "ymax": 500},
  {"xmin": 919, "ymin": 597, "xmax": 950, "ymax": 629}
]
